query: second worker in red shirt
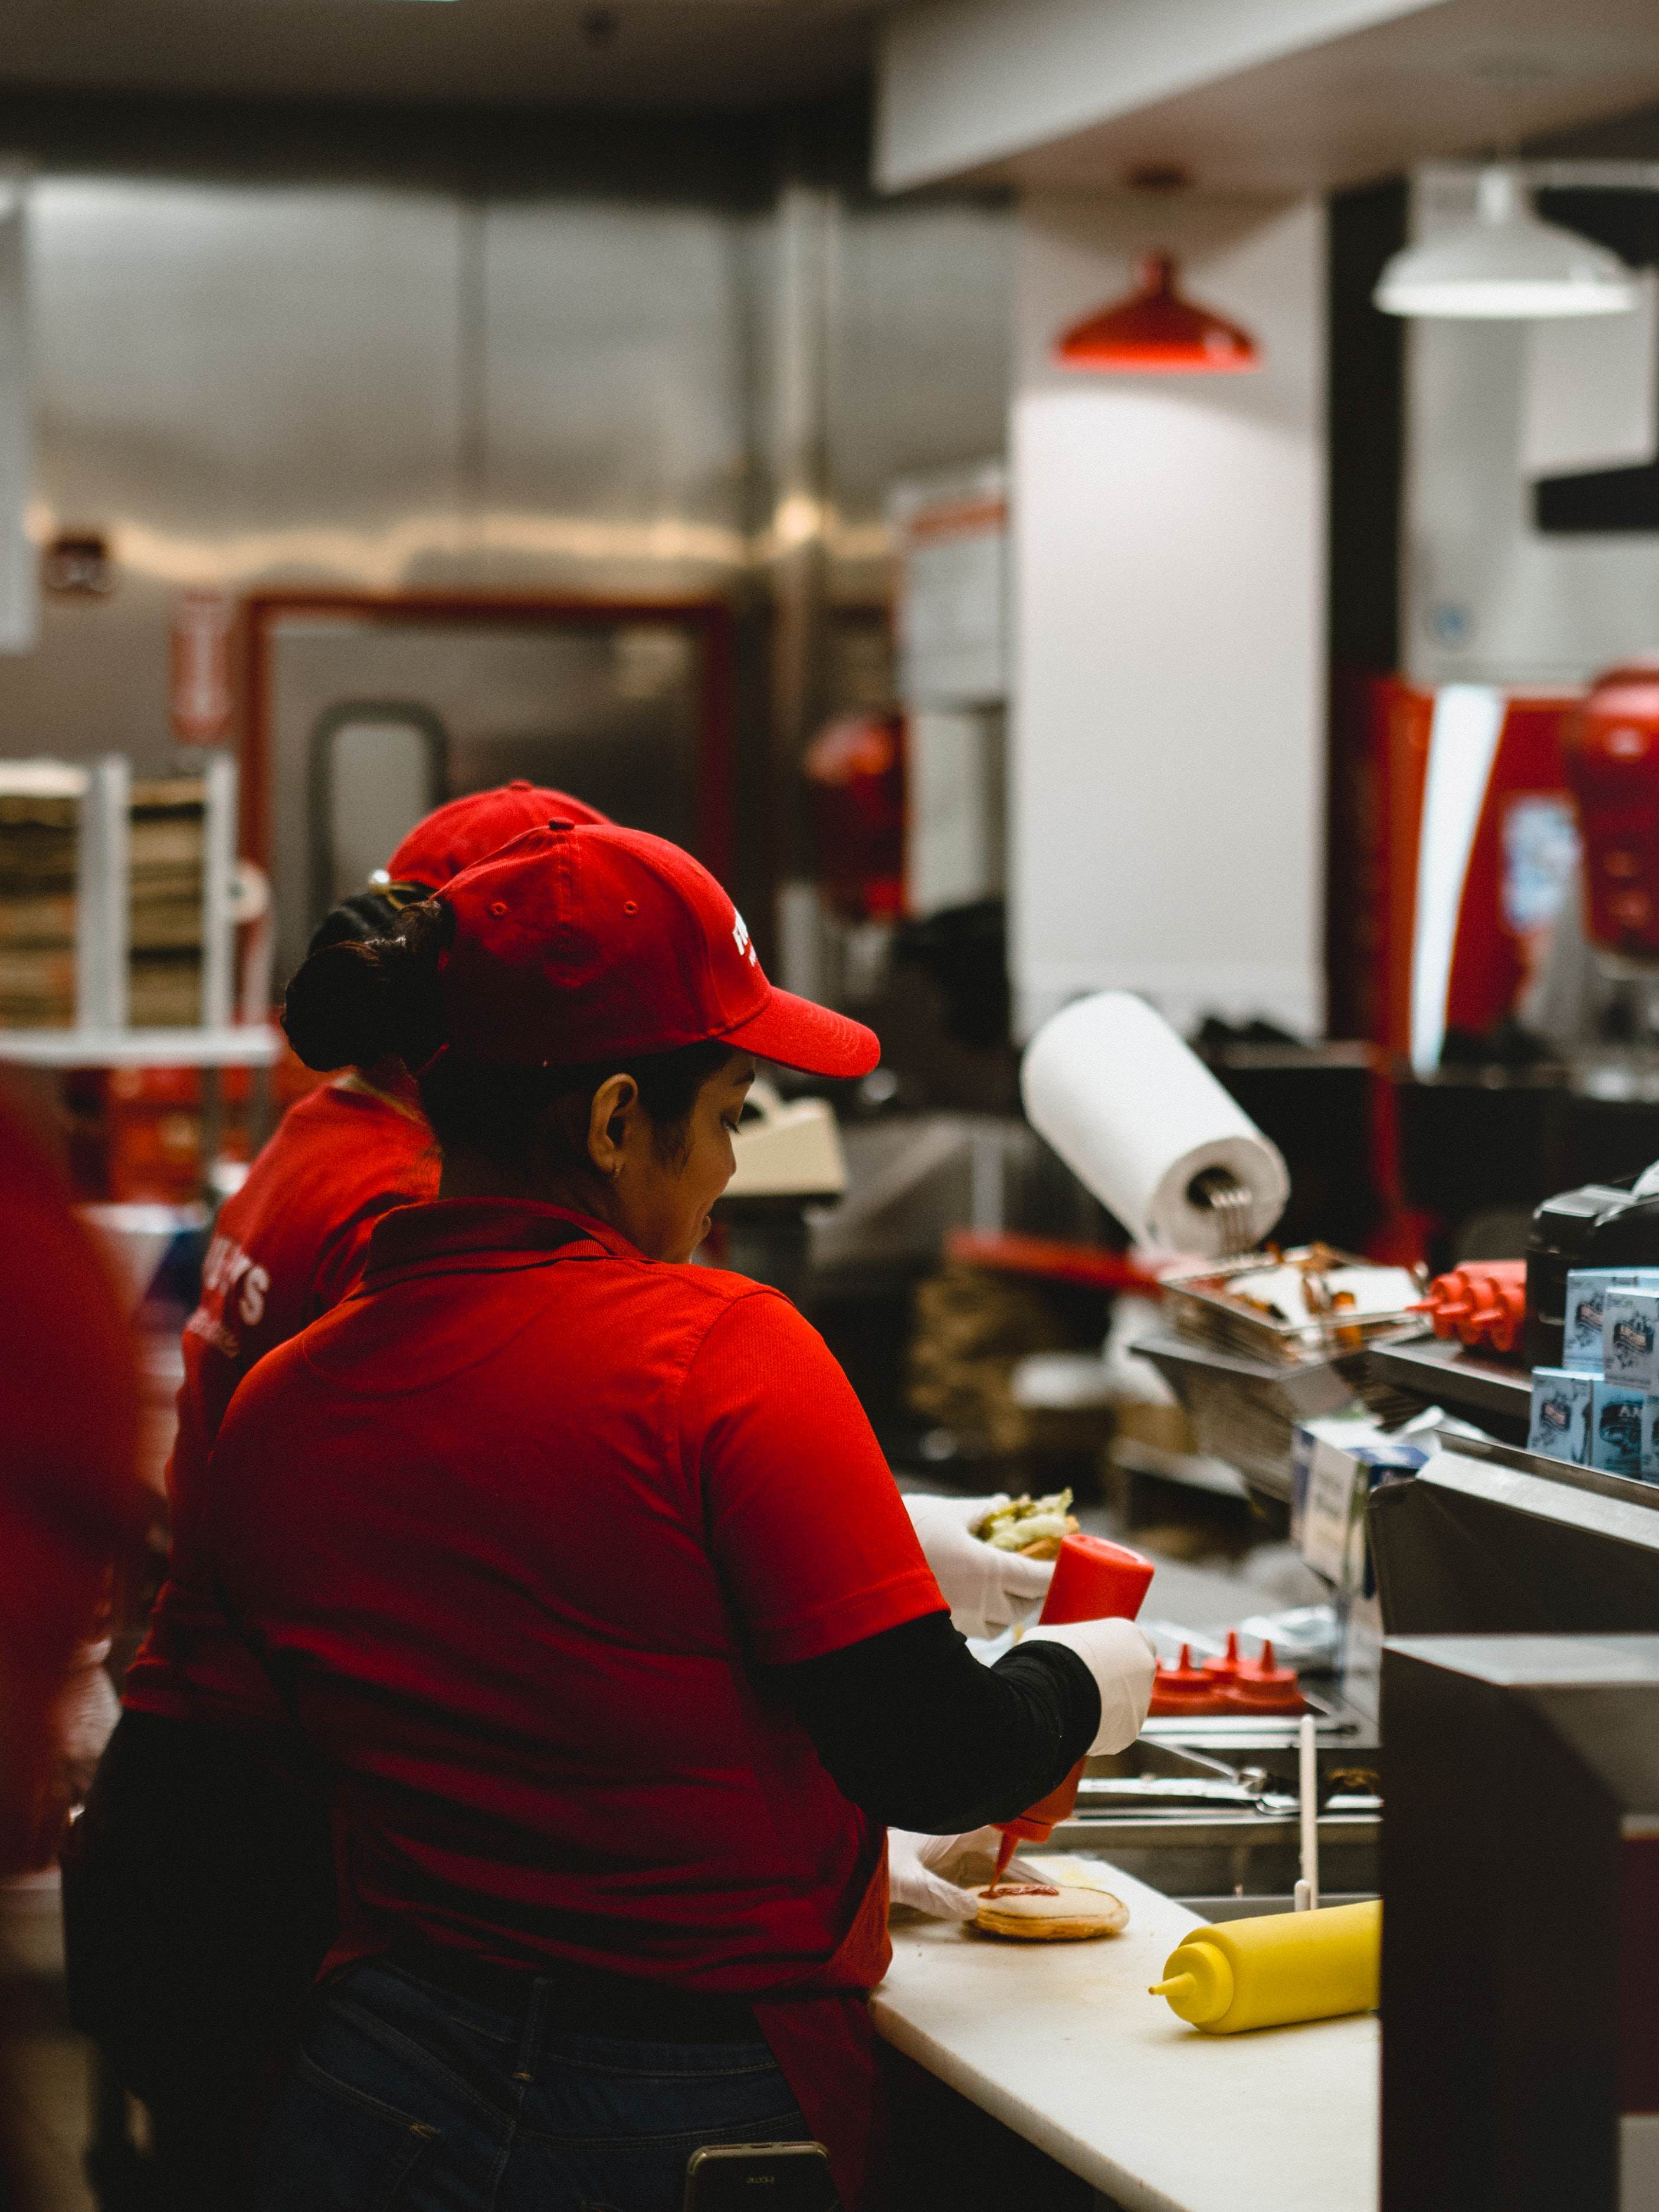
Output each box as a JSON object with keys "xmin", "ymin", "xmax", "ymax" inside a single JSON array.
[{"xmin": 68, "ymin": 782, "xmax": 608, "ymax": 2212}]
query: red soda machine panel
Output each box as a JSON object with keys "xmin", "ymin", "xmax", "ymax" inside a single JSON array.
[
  {"xmin": 1372, "ymin": 679, "xmax": 1582, "ymax": 1071},
  {"xmin": 802, "ymin": 712, "xmax": 906, "ymax": 924},
  {"xmin": 1561, "ymin": 658, "xmax": 1659, "ymax": 965}
]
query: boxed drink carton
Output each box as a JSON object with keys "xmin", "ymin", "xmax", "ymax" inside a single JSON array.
[
  {"xmin": 1563, "ymin": 1269, "xmax": 1659, "ymax": 1372},
  {"xmin": 1591, "ymin": 1378, "xmax": 1647, "ymax": 1477},
  {"xmin": 1529, "ymin": 1366, "xmax": 1592, "ymax": 1463},
  {"xmin": 1604, "ymin": 1289, "xmax": 1659, "ymax": 1390},
  {"xmin": 1642, "ymin": 1395, "xmax": 1659, "ymax": 1483}
]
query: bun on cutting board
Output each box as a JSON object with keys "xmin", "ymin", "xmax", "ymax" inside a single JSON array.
[{"xmin": 973, "ymin": 1883, "xmax": 1129, "ymax": 1942}]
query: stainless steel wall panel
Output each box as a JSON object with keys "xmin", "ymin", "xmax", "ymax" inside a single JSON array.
[
  {"xmin": 827, "ymin": 198, "xmax": 1012, "ymax": 599},
  {"xmin": 31, "ymin": 177, "xmax": 466, "ymax": 546},
  {"xmin": 0, "ymin": 174, "xmax": 35, "ymax": 654},
  {"xmin": 0, "ymin": 581, "xmax": 176, "ymax": 770},
  {"xmin": 477, "ymin": 199, "xmax": 751, "ymax": 595},
  {"xmin": 764, "ymin": 182, "xmax": 835, "ymax": 888},
  {"xmin": 0, "ymin": 175, "xmax": 470, "ymax": 766},
  {"xmin": 0, "ymin": 103, "xmax": 1014, "ymax": 994}
]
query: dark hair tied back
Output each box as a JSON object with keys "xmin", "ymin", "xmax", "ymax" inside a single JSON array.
[
  {"xmin": 305, "ymin": 882, "xmax": 429, "ymax": 960},
  {"xmin": 283, "ymin": 900, "xmax": 453, "ymax": 1073},
  {"xmin": 284, "ymin": 901, "xmax": 735, "ymax": 1174}
]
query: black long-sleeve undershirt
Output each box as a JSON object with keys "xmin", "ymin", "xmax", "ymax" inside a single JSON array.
[{"xmin": 774, "ymin": 1611, "xmax": 1101, "ymax": 1834}]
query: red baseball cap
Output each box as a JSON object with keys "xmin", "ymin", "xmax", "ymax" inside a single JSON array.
[
  {"xmin": 383, "ymin": 782, "xmax": 610, "ymax": 891},
  {"xmin": 437, "ymin": 821, "xmax": 880, "ymax": 1079}
]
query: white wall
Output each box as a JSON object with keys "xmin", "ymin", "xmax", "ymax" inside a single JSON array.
[
  {"xmin": 1405, "ymin": 167, "xmax": 1659, "ymax": 687},
  {"xmin": 1009, "ymin": 193, "xmax": 1327, "ymax": 1039}
]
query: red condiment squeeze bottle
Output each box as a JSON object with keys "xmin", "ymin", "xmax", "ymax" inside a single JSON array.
[
  {"xmin": 1409, "ymin": 1261, "xmax": 1526, "ymax": 1356},
  {"xmin": 1226, "ymin": 1637, "xmax": 1304, "ymax": 1714},
  {"xmin": 1201, "ymin": 1630, "xmax": 1242, "ymax": 1690},
  {"xmin": 1149, "ymin": 1642, "xmax": 1222, "ymax": 1718},
  {"xmin": 989, "ymin": 1533, "xmax": 1155, "ymax": 1886}
]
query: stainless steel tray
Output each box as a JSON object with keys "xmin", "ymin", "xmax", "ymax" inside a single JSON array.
[
  {"xmin": 1048, "ymin": 1735, "xmax": 1382, "ymax": 1898},
  {"xmin": 1160, "ymin": 1246, "xmax": 1428, "ymax": 1367}
]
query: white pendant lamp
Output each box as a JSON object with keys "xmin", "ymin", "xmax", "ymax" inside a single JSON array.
[{"xmin": 1375, "ymin": 166, "xmax": 1638, "ymax": 320}]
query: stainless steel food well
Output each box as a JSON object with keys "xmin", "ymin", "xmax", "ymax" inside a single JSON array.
[{"xmin": 1043, "ymin": 1735, "xmax": 1381, "ymax": 1904}]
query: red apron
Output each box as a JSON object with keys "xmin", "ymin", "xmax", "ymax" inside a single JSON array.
[{"xmin": 752, "ymin": 1846, "xmax": 893, "ymax": 2212}]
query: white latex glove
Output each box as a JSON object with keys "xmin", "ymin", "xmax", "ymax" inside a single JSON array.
[
  {"xmin": 54, "ymin": 1640, "xmax": 120, "ymax": 1803},
  {"xmin": 24, "ymin": 1638, "xmax": 121, "ymax": 1864},
  {"xmin": 887, "ymin": 1827, "xmax": 1045, "ymax": 1921},
  {"xmin": 903, "ymin": 1492, "xmax": 1054, "ymax": 1641},
  {"xmin": 1024, "ymin": 1616, "xmax": 1157, "ymax": 1754}
]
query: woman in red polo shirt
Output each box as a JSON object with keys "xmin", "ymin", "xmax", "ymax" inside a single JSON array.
[
  {"xmin": 0, "ymin": 1090, "xmax": 148, "ymax": 2210},
  {"xmin": 67, "ymin": 785, "xmax": 607, "ymax": 2212},
  {"xmin": 0, "ymin": 1091, "xmax": 146, "ymax": 1872},
  {"xmin": 127, "ymin": 782, "xmax": 608, "ymax": 1742},
  {"xmin": 207, "ymin": 822, "xmax": 1153, "ymax": 2212}
]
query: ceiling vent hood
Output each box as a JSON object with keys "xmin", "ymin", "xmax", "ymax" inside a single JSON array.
[{"xmin": 877, "ymin": 0, "xmax": 1659, "ymax": 198}]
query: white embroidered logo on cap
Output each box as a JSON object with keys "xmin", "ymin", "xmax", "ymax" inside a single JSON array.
[{"xmin": 732, "ymin": 910, "xmax": 757, "ymax": 965}]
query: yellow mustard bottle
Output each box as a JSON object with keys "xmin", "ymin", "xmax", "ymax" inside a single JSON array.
[{"xmin": 1148, "ymin": 1899, "xmax": 1381, "ymax": 2034}]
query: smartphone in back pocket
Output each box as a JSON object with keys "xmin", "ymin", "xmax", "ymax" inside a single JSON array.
[{"xmin": 683, "ymin": 2140, "xmax": 837, "ymax": 2211}]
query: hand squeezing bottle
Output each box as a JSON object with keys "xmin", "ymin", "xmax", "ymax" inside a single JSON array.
[{"xmin": 989, "ymin": 1533, "xmax": 1155, "ymax": 1886}]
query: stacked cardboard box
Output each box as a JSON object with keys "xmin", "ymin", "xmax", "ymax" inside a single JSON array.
[
  {"xmin": 0, "ymin": 766, "xmax": 80, "ymax": 1026},
  {"xmin": 129, "ymin": 777, "xmax": 205, "ymax": 1027},
  {"xmin": 908, "ymin": 1260, "xmax": 1116, "ymax": 1463}
]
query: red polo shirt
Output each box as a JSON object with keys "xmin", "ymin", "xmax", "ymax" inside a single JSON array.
[
  {"xmin": 124, "ymin": 1079, "xmax": 439, "ymax": 1727},
  {"xmin": 0, "ymin": 1097, "xmax": 146, "ymax": 1870},
  {"xmin": 208, "ymin": 1199, "xmax": 945, "ymax": 1990}
]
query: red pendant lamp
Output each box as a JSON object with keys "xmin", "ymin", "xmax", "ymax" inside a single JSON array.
[{"xmin": 1054, "ymin": 251, "xmax": 1259, "ymax": 373}]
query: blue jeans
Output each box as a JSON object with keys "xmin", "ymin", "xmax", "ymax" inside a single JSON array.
[{"xmin": 254, "ymin": 1958, "xmax": 822, "ymax": 2212}]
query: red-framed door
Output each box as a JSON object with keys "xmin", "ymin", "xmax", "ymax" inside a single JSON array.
[{"xmin": 235, "ymin": 589, "xmax": 739, "ymax": 892}]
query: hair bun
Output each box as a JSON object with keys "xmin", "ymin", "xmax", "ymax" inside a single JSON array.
[
  {"xmin": 282, "ymin": 941, "xmax": 402, "ymax": 1071},
  {"xmin": 305, "ymin": 886, "xmax": 420, "ymax": 960},
  {"xmin": 281, "ymin": 902, "xmax": 453, "ymax": 1073}
]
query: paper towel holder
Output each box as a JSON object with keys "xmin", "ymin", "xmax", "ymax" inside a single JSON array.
[
  {"xmin": 1018, "ymin": 990, "xmax": 1291, "ymax": 1259},
  {"xmin": 1186, "ymin": 1166, "xmax": 1257, "ymax": 1256}
]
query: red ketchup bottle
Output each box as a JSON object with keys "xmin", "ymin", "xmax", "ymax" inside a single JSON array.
[
  {"xmin": 1149, "ymin": 1643, "xmax": 1224, "ymax": 1717},
  {"xmin": 1201, "ymin": 1630, "xmax": 1242, "ymax": 1695},
  {"xmin": 1226, "ymin": 1637, "xmax": 1304, "ymax": 1714},
  {"xmin": 989, "ymin": 1533, "xmax": 1155, "ymax": 1884}
]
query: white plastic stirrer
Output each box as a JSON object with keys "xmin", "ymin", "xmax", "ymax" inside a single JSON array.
[{"xmin": 1294, "ymin": 1712, "xmax": 1320, "ymax": 1912}]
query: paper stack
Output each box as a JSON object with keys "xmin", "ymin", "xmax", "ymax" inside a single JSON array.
[
  {"xmin": 0, "ymin": 765, "xmax": 82, "ymax": 1027},
  {"xmin": 129, "ymin": 778, "xmax": 205, "ymax": 1028}
]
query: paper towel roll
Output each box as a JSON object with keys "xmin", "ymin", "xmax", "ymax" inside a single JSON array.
[{"xmin": 1021, "ymin": 992, "xmax": 1289, "ymax": 1256}]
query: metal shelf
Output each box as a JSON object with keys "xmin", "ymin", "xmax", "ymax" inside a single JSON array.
[
  {"xmin": 1108, "ymin": 1434, "xmax": 1249, "ymax": 1498},
  {"xmin": 1368, "ymin": 1336, "xmax": 1532, "ymax": 1435},
  {"xmin": 1130, "ymin": 1329, "xmax": 1366, "ymax": 1500},
  {"xmin": 1133, "ymin": 1328, "xmax": 1358, "ymax": 1397},
  {"xmin": 0, "ymin": 1025, "xmax": 283, "ymax": 1068},
  {"xmin": 1052, "ymin": 1808, "xmax": 1379, "ymax": 1853}
]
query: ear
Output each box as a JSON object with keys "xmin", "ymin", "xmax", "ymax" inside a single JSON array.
[{"xmin": 585, "ymin": 1072, "xmax": 640, "ymax": 1175}]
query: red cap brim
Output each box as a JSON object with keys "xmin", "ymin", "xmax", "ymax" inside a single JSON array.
[{"xmin": 718, "ymin": 987, "xmax": 880, "ymax": 1080}]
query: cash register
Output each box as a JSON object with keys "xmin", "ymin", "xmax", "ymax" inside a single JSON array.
[{"xmin": 1369, "ymin": 1441, "xmax": 1659, "ymax": 2212}]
